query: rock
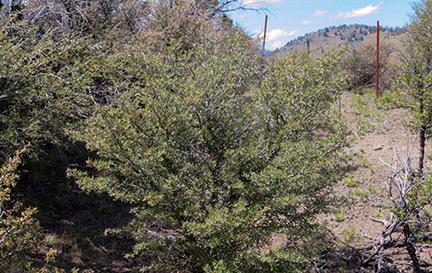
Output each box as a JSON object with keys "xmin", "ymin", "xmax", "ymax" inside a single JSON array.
[
  {"xmin": 347, "ymin": 147, "xmax": 359, "ymax": 156},
  {"xmin": 373, "ymin": 145, "xmax": 384, "ymax": 151}
]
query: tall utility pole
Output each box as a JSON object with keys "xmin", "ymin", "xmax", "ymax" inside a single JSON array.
[
  {"xmin": 262, "ymin": 15, "xmax": 268, "ymax": 52},
  {"xmin": 376, "ymin": 20, "xmax": 380, "ymax": 98}
]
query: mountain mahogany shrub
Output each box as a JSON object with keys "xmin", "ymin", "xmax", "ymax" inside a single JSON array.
[
  {"xmin": 19, "ymin": 0, "xmax": 151, "ymax": 38},
  {"xmin": 143, "ymin": 0, "xmax": 229, "ymax": 53},
  {"xmin": 341, "ymin": 42, "xmax": 394, "ymax": 90},
  {"xmin": 0, "ymin": 147, "xmax": 40, "ymax": 271},
  {"xmin": 20, "ymin": 0, "xmax": 235, "ymax": 40},
  {"xmin": 257, "ymin": 51, "xmax": 347, "ymax": 142},
  {"xmin": 0, "ymin": 147, "xmax": 67, "ymax": 272},
  {"xmin": 0, "ymin": 19, "xmax": 109, "ymax": 163},
  {"xmin": 397, "ymin": 0, "xmax": 432, "ymax": 176},
  {"xmin": 0, "ymin": 22, "xmax": 48, "ymax": 161},
  {"xmin": 375, "ymin": 0, "xmax": 432, "ymax": 175},
  {"xmin": 70, "ymin": 32, "xmax": 347, "ymax": 272}
]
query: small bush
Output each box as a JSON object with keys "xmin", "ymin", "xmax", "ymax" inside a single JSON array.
[
  {"xmin": 342, "ymin": 227, "xmax": 363, "ymax": 245},
  {"xmin": 334, "ymin": 210, "xmax": 346, "ymax": 222},
  {"xmin": 341, "ymin": 43, "xmax": 395, "ymax": 90},
  {"xmin": 367, "ymin": 185, "xmax": 377, "ymax": 194},
  {"xmin": 343, "ymin": 177, "xmax": 359, "ymax": 188},
  {"xmin": 357, "ymin": 190, "xmax": 370, "ymax": 201}
]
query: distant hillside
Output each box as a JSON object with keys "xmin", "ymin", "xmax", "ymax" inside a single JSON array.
[{"xmin": 272, "ymin": 24, "xmax": 406, "ymax": 57}]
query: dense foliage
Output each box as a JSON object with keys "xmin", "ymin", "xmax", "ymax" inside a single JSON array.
[
  {"xmin": 0, "ymin": 21, "xmax": 103, "ymax": 162},
  {"xmin": 6, "ymin": 0, "xmax": 432, "ymax": 272},
  {"xmin": 0, "ymin": 1, "xmax": 350, "ymax": 271},
  {"xmin": 0, "ymin": 147, "xmax": 39, "ymax": 271},
  {"xmin": 69, "ymin": 25, "xmax": 347, "ymax": 270}
]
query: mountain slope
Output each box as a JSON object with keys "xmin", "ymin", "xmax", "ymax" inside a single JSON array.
[{"xmin": 273, "ymin": 24, "xmax": 406, "ymax": 57}]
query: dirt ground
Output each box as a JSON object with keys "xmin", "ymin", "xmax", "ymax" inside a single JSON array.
[{"xmin": 323, "ymin": 90, "xmax": 432, "ymax": 272}]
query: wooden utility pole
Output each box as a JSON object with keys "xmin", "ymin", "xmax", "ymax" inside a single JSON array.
[
  {"xmin": 376, "ymin": 20, "xmax": 380, "ymax": 98},
  {"xmin": 262, "ymin": 15, "xmax": 268, "ymax": 52}
]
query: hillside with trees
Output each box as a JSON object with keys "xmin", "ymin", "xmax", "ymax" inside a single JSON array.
[
  {"xmin": 273, "ymin": 24, "xmax": 406, "ymax": 57},
  {"xmin": 0, "ymin": 0, "xmax": 432, "ymax": 272}
]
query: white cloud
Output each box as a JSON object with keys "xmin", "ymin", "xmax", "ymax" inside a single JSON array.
[
  {"xmin": 336, "ymin": 4, "xmax": 379, "ymax": 18},
  {"xmin": 302, "ymin": 20, "xmax": 313, "ymax": 25},
  {"xmin": 265, "ymin": 29, "xmax": 296, "ymax": 41},
  {"xmin": 261, "ymin": 28, "xmax": 296, "ymax": 50},
  {"xmin": 242, "ymin": 0, "xmax": 283, "ymax": 8},
  {"xmin": 271, "ymin": 40, "xmax": 286, "ymax": 49},
  {"xmin": 313, "ymin": 9, "xmax": 327, "ymax": 17}
]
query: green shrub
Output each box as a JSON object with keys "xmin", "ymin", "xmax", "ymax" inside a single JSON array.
[
  {"xmin": 341, "ymin": 43, "xmax": 395, "ymax": 90},
  {"xmin": 69, "ymin": 33, "xmax": 348, "ymax": 272},
  {"xmin": 341, "ymin": 226, "xmax": 363, "ymax": 245},
  {"xmin": 357, "ymin": 190, "xmax": 370, "ymax": 201},
  {"xmin": 367, "ymin": 185, "xmax": 377, "ymax": 194},
  {"xmin": 343, "ymin": 177, "xmax": 359, "ymax": 188},
  {"xmin": 334, "ymin": 210, "xmax": 346, "ymax": 222},
  {"xmin": 0, "ymin": 148, "xmax": 40, "ymax": 271}
]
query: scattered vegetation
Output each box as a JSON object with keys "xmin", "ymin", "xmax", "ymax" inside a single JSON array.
[{"xmin": 0, "ymin": 0, "xmax": 431, "ymax": 272}]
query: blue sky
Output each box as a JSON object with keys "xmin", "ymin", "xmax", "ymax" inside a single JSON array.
[{"xmin": 229, "ymin": 1, "xmax": 413, "ymax": 50}]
